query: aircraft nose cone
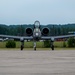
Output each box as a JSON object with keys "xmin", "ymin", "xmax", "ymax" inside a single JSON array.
[{"xmin": 36, "ymin": 33, "xmax": 39, "ymax": 36}]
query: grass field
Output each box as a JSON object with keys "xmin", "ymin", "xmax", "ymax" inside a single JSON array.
[
  {"xmin": 0, "ymin": 41, "xmax": 68, "ymax": 48},
  {"xmin": 0, "ymin": 48, "xmax": 75, "ymax": 51},
  {"xmin": 16, "ymin": 41, "xmax": 44, "ymax": 48},
  {"xmin": 16, "ymin": 41, "xmax": 66, "ymax": 48},
  {"xmin": 0, "ymin": 41, "xmax": 75, "ymax": 50},
  {"xmin": 0, "ymin": 41, "xmax": 44, "ymax": 48}
]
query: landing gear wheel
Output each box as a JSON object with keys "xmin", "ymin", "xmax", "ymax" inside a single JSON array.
[
  {"xmin": 21, "ymin": 45, "xmax": 23, "ymax": 51},
  {"xmin": 51, "ymin": 45, "xmax": 54, "ymax": 50},
  {"xmin": 34, "ymin": 47, "xmax": 36, "ymax": 51}
]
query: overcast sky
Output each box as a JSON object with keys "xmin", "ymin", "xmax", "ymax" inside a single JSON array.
[{"xmin": 0, "ymin": 0, "xmax": 75, "ymax": 25}]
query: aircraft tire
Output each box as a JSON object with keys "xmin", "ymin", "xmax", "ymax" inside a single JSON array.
[
  {"xmin": 21, "ymin": 45, "xmax": 23, "ymax": 51},
  {"xmin": 34, "ymin": 47, "xmax": 36, "ymax": 51},
  {"xmin": 51, "ymin": 45, "xmax": 54, "ymax": 50}
]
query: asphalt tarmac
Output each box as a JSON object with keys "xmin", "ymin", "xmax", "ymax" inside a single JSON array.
[{"xmin": 0, "ymin": 50, "xmax": 75, "ymax": 75}]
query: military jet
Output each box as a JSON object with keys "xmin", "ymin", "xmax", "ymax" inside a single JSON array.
[{"xmin": 0, "ymin": 20, "xmax": 75, "ymax": 50}]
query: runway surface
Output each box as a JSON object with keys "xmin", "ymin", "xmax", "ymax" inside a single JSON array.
[{"xmin": 0, "ymin": 50, "xmax": 75, "ymax": 75}]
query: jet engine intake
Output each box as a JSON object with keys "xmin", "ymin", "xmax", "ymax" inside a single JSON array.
[
  {"xmin": 26, "ymin": 28, "xmax": 33, "ymax": 36},
  {"xmin": 42, "ymin": 28, "xmax": 50, "ymax": 36}
]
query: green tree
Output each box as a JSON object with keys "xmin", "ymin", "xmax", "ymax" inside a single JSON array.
[
  {"xmin": 67, "ymin": 37, "xmax": 75, "ymax": 47},
  {"xmin": 6, "ymin": 40, "xmax": 16, "ymax": 48},
  {"xmin": 63, "ymin": 41, "xmax": 66, "ymax": 47},
  {"xmin": 44, "ymin": 40, "xmax": 51, "ymax": 48}
]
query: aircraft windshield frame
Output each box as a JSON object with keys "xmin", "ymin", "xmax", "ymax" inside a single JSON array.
[{"xmin": 34, "ymin": 21, "xmax": 40, "ymax": 28}]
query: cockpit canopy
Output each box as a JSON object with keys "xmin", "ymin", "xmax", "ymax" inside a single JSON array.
[{"xmin": 34, "ymin": 20, "xmax": 40, "ymax": 28}]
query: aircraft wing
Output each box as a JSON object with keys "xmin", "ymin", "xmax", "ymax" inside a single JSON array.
[
  {"xmin": 41, "ymin": 34, "xmax": 75, "ymax": 40},
  {"xmin": 0, "ymin": 35, "xmax": 33, "ymax": 40}
]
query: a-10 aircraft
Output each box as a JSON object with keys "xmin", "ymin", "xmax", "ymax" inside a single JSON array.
[{"xmin": 0, "ymin": 20, "xmax": 75, "ymax": 50}]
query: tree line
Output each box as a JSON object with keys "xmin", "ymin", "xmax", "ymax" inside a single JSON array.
[{"xmin": 0, "ymin": 24, "xmax": 75, "ymax": 36}]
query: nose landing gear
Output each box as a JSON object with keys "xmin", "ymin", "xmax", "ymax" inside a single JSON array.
[{"xmin": 33, "ymin": 41, "xmax": 36, "ymax": 51}]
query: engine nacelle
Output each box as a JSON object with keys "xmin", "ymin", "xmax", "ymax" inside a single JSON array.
[
  {"xmin": 42, "ymin": 27, "xmax": 50, "ymax": 36},
  {"xmin": 26, "ymin": 28, "xmax": 33, "ymax": 36}
]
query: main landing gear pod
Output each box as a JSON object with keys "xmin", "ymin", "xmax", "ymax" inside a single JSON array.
[
  {"xmin": 51, "ymin": 37, "xmax": 54, "ymax": 50},
  {"xmin": 20, "ymin": 37, "xmax": 24, "ymax": 51}
]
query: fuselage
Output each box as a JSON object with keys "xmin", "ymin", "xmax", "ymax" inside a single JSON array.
[
  {"xmin": 33, "ymin": 21, "xmax": 41, "ymax": 41},
  {"xmin": 25, "ymin": 20, "xmax": 50, "ymax": 41},
  {"xmin": 33, "ymin": 28, "xmax": 41, "ymax": 41}
]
